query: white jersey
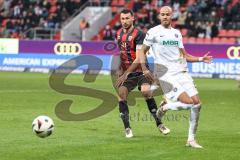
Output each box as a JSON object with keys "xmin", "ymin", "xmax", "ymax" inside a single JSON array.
[{"xmin": 144, "ymin": 25, "xmax": 187, "ymax": 74}]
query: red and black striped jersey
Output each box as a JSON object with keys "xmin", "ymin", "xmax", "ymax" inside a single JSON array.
[{"xmin": 116, "ymin": 27, "xmax": 145, "ymax": 72}]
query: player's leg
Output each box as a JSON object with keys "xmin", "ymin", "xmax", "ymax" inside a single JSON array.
[
  {"xmin": 139, "ymin": 79, "xmax": 170, "ymax": 135},
  {"xmin": 118, "ymin": 77, "xmax": 137, "ymax": 138},
  {"xmin": 186, "ymin": 94, "xmax": 203, "ymax": 148},
  {"xmin": 177, "ymin": 73, "xmax": 202, "ymax": 148},
  {"xmin": 118, "ymin": 86, "xmax": 130, "ymax": 126},
  {"xmin": 118, "ymin": 86, "xmax": 133, "ymax": 138},
  {"xmin": 188, "ymin": 95, "xmax": 201, "ymax": 141},
  {"xmin": 141, "ymin": 83, "xmax": 162, "ymax": 126}
]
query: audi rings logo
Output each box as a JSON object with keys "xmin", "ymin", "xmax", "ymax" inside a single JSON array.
[
  {"xmin": 227, "ymin": 46, "xmax": 240, "ymax": 60},
  {"xmin": 54, "ymin": 43, "xmax": 82, "ymax": 55}
]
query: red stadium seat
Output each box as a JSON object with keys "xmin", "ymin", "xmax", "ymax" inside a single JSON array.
[
  {"xmin": 204, "ymin": 38, "xmax": 212, "ymax": 44},
  {"xmin": 196, "ymin": 38, "xmax": 205, "ymax": 44},
  {"xmin": 119, "ymin": 0, "xmax": 125, "ymax": 6},
  {"xmin": 212, "ymin": 37, "xmax": 221, "ymax": 44},
  {"xmin": 236, "ymin": 30, "xmax": 240, "ymax": 37},
  {"xmin": 228, "ymin": 38, "xmax": 236, "ymax": 44},
  {"xmin": 111, "ymin": 0, "xmax": 118, "ymax": 6},
  {"xmin": 2, "ymin": 19, "xmax": 8, "ymax": 27},
  {"xmin": 53, "ymin": 32, "xmax": 60, "ymax": 40},
  {"xmin": 226, "ymin": 29, "xmax": 236, "ymax": 37},
  {"xmin": 188, "ymin": 37, "xmax": 196, "ymax": 43},
  {"xmin": 218, "ymin": 29, "xmax": 227, "ymax": 37},
  {"xmin": 218, "ymin": 37, "xmax": 235, "ymax": 44},
  {"xmin": 111, "ymin": 7, "xmax": 118, "ymax": 14}
]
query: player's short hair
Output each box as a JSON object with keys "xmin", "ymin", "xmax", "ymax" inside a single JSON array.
[{"xmin": 120, "ymin": 9, "xmax": 134, "ymax": 16}]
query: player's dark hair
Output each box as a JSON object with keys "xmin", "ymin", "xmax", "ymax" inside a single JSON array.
[{"xmin": 120, "ymin": 9, "xmax": 134, "ymax": 16}]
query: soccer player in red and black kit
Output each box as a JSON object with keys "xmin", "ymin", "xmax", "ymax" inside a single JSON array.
[{"xmin": 115, "ymin": 9, "xmax": 170, "ymax": 138}]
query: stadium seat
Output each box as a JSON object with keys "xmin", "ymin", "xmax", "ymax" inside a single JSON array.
[
  {"xmin": 226, "ymin": 29, "xmax": 236, "ymax": 37},
  {"xmin": 219, "ymin": 37, "xmax": 235, "ymax": 44},
  {"xmin": 212, "ymin": 37, "xmax": 221, "ymax": 44},
  {"xmin": 119, "ymin": 0, "xmax": 125, "ymax": 6},
  {"xmin": 2, "ymin": 19, "xmax": 8, "ymax": 27},
  {"xmin": 236, "ymin": 30, "xmax": 240, "ymax": 37},
  {"xmin": 111, "ymin": 7, "xmax": 118, "ymax": 14},
  {"xmin": 228, "ymin": 38, "xmax": 236, "ymax": 44},
  {"xmin": 218, "ymin": 29, "xmax": 227, "ymax": 37},
  {"xmin": 187, "ymin": 37, "xmax": 196, "ymax": 43},
  {"xmin": 53, "ymin": 32, "xmax": 60, "ymax": 40},
  {"xmin": 196, "ymin": 38, "xmax": 205, "ymax": 44},
  {"xmin": 204, "ymin": 38, "xmax": 212, "ymax": 44}
]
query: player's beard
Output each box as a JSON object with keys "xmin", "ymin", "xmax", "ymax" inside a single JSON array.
[
  {"xmin": 123, "ymin": 23, "xmax": 131, "ymax": 29},
  {"xmin": 123, "ymin": 23, "xmax": 133, "ymax": 32},
  {"xmin": 162, "ymin": 21, "xmax": 171, "ymax": 28}
]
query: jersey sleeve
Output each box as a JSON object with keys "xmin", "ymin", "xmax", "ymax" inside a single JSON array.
[
  {"xmin": 135, "ymin": 30, "xmax": 145, "ymax": 50},
  {"xmin": 135, "ymin": 31, "xmax": 145, "ymax": 45},
  {"xmin": 178, "ymin": 31, "xmax": 184, "ymax": 49},
  {"xmin": 143, "ymin": 30, "xmax": 154, "ymax": 47}
]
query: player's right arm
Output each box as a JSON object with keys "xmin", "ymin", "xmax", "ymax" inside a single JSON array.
[
  {"xmin": 139, "ymin": 44, "xmax": 154, "ymax": 82},
  {"xmin": 139, "ymin": 30, "xmax": 155, "ymax": 82}
]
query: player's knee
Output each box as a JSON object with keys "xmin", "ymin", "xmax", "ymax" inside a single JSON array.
[
  {"xmin": 118, "ymin": 92, "xmax": 127, "ymax": 101},
  {"xmin": 141, "ymin": 87, "xmax": 151, "ymax": 98},
  {"xmin": 193, "ymin": 99, "xmax": 201, "ymax": 105},
  {"xmin": 182, "ymin": 98, "xmax": 194, "ymax": 105},
  {"xmin": 141, "ymin": 90, "xmax": 152, "ymax": 99},
  {"xmin": 118, "ymin": 87, "xmax": 128, "ymax": 100},
  {"xmin": 141, "ymin": 84, "xmax": 151, "ymax": 98},
  {"xmin": 191, "ymin": 96, "xmax": 201, "ymax": 105}
]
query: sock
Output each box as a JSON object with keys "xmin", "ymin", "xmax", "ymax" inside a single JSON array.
[
  {"xmin": 188, "ymin": 104, "xmax": 201, "ymax": 141},
  {"xmin": 164, "ymin": 101, "xmax": 193, "ymax": 111},
  {"xmin": 146, "ymin": 98, "xmax": 162, "ymax": 127},
  {"xmin": 119, "ymin": 101, "xmax": 130, "ymax": 129}
]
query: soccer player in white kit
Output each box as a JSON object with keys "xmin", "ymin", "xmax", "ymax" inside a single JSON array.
[{"xmin": 139, "ymin": 6, "xmax": 213, "ymax": 148}]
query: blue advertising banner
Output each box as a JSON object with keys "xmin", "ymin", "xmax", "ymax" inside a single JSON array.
[
  {"xmin": 0, "ymin": 54, "xmax": 112, "ymax": 71},
  {"xmin": 0, "ymin": 53, "xmax": 239, "ymax": 77}
]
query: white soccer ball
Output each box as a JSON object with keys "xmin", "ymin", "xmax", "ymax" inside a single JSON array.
[{"xmin": 32, "ymin": 115, "xmax": 54, "ymax": 138}]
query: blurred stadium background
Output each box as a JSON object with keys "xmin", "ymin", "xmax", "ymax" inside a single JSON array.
[{"xmin": 0, "ymin": 0, "xmax": 240, "ymax": 160}]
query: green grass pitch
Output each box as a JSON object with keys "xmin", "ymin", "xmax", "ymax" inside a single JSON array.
[{"xmin": 0, "ymin": 72, "xmax": 239, "ymax": 160}]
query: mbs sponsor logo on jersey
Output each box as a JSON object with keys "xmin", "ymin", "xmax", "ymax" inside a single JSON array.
[
  {"xmin": 54, "ymin": 42, "xmax": 82, "ymax": 55},
  {"xmin": 162, "ymin": 40, "xmax": 179, "ymax": 46},
  {"xmin": 226, "ymin": 46, "xmax": 240, "ymax": 60}
]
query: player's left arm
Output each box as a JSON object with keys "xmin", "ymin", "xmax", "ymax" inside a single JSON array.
[
  {"xmin": 179, "ymin": 48, "xmax": 213, "ymax": 63},
  {"xmin": 178, "ymin": 30, "xmax": 212, "ymax": 63}
]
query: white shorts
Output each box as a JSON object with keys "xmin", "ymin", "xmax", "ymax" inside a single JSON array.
[{"xmin": 158, "ymin": 72, "xmax": 198, "ymax": 102}]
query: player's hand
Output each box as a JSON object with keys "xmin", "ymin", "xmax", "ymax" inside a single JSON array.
[
  {"xmin": 115, "ymin": 72, "xmax": 129, "ymax": 88},
  {"xmin": 143, "ymin": 70, "xmax": 154, "ymax": 82},
  {"xmin": 202, "ymin": 52, "xmax": 213, "ymax": 64},
  {"xmin": 116, "ymin": 69, "xmax": 123, "ymax": 78}
]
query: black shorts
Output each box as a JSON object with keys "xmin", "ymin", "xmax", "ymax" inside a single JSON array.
[{"xmin": 121, "ymin": 72, "xmax": 151, "ymax": 92}]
